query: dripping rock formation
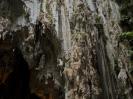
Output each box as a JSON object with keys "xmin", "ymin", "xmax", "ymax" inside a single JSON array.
[{"xmin": 0, "ymin": 0, "xmax": 133, "ymax": 99}]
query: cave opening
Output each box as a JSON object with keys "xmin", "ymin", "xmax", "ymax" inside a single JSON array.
[
  {"xmin": 0, "ymin": 39, "xmax": 30, "ymax": 99},
  {"xmin": 0, "ymin": 36, "xmax": 65, "ymax": 99}
]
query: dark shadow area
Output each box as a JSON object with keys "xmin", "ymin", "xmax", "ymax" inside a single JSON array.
[
  {"xmin": 0, "ymin": 40, "xmax": 30, "ymax": 99},
  {"xmin": 0, "ymin": 0, "xmax": 26, "ymax": 21},
  {"xmin": 30, "ymin": 93, "xmax": 41, "ymax": 99}
]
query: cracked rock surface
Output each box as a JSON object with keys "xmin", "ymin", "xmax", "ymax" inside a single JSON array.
[{"xmin": 0, "ymin": 0, "xmax": 133, "ymax": 99}]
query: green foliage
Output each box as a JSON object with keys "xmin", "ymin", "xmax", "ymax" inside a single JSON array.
[
  {"xmin": 119, "ymin": 32, "xmax": 133, "ymax": 41},
  {"xmin": 115, "ymin": 0, "xmax": 133, "ymax": 31},
  {"xmin": 95, "ymin": 15, "xmax": 101, "ymax": 23},
  {"xmin": 119, "ymin": 31, "xmax": 133, "ymax": 63}
]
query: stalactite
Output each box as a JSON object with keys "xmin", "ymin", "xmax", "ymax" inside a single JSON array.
[{"xmin": 0, "ymin": 0, "xmax": 133, "ymax": 99}]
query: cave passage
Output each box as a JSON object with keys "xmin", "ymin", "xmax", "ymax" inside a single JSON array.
[{"xmin": 0, "ymin": 39, "xmax": 64, "ymax": 99}]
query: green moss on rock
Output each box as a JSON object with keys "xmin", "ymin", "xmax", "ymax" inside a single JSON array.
[{"xmin": 119, "ymin": 32, "xmax": 133, "ymax": 41}]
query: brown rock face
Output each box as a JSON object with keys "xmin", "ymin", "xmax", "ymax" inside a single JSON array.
[{"xmin": 0, "ymin": 0, "xmax": 133, "ymax": 99}]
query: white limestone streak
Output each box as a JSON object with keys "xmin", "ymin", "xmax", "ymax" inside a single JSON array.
[{"xmin": 24, "ymin": 0, "xmax": 41, "ymax": 24}]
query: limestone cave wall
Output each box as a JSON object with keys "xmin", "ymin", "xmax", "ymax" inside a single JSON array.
[{"xmin": 0, "ymin": 0, "xmax": 133, "ymax": 99}]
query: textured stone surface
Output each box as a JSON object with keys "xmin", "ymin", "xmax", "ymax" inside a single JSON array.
[{"xmin": 0, "ymin": 0, "xmax": 133, "ymax": 99}]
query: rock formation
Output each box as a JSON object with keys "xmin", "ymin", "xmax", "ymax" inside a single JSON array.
[{"xmin": 0, "ymin": 0, "xmax": 133, "ymax": 99}]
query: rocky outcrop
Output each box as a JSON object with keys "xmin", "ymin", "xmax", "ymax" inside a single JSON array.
[{"xmin": 0, "ymin": 0, "xmax": 133, "ymax": 99}]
